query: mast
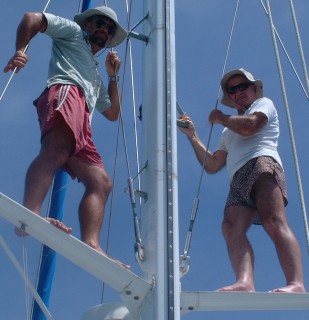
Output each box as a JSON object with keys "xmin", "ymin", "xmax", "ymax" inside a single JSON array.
[{"xmin": 139, "ymin": 0, "xmax": 180, "ymax": 319}]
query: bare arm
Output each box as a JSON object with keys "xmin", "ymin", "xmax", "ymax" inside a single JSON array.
[
  {"xmin": 208, "ymin": 109, "xmax": 268, "ymax": 136},
  {"xmin": 179, "ymin": 115, "xmax": 227, "ymax": 173},
  {"xmin": 4, "ymin": 12, "xmax": 47, "ymax": 73},
  {"xmin": 102, "ymin": 51, "xmax": 121, "ymax": 121},
  {"xmin": 102, "ymin": 80, "xmax": 120, "ymax": 121}
]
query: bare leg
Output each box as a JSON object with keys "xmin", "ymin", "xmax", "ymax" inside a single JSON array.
[
  {"xmin": 217, "ymin": 205, "xmax": 257, "ymax": 292},
  {"xmin": 17, "ymin": 121, "xmax": 74, "ymax": 236},
  {"xmin": 68, "ymin": 157, "xmax": 130, "ymax": 269},
  {"xmin": 253, "ymin": 174, "xmax": 305, "ymax": 293}
]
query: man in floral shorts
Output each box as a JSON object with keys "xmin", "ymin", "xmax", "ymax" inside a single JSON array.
[{"xmin": 178, "ymin": 68, "xmax": 305, "ymax": 292}]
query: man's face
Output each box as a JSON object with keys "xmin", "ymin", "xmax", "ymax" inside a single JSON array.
[
  {"xmin": 226, "ymin": 75, "xmax": 257, "ymax": 110},
  {"xmin": 85, "ymin": 15, "xmax": 116, "ymax": 49}
]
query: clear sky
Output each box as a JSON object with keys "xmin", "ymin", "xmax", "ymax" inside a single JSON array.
[{"xmin": 0, "ymin": 0, "xmax": 309, "ymax": 319}]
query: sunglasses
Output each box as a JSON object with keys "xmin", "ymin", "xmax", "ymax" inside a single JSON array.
[
  {"xmin": 94, "ymin": 20, "xmax": 115, "ymax": 35},
  {"xmin": 226, "ymin": 82, "xmax": 253, "ymax": 94}
]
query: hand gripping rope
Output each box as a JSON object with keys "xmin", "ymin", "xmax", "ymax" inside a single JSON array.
[{"xmin": 0, "ymin": 0, "xmax": 52, "ymax": 103}]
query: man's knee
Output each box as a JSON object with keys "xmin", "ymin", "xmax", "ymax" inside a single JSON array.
[
  {"xmin": 103, "ymin": 175, "xmax": 112, "ymax": 194},
  {"xmin": 221, "ymin": 211, "xmax": 235, "ymax": 241},
  {"xmin": 222, "ymin": 206, "xmax": 256, "ymax": 240},
  {"xmin": 260, "ymin": 213, "xmax": 287, "ymax": 237},
  {"xmin": 95, "ymin": 169, "xmax": 112, "ymax": 196}
]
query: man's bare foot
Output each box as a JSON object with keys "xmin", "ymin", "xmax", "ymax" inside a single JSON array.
[
  {"xmin": 101, "ymin": 251, "xmax": 131, "ymax": 270},
  {"xmin": 15, "ymin": 217, "xmax": 72, "ymax": 237},
  {"xmin": 270, "ymin": 283, "xmax": 306, "ymax": 293},
  {"xmin": 46, "ymin": 217, "xmax": 72, "ymax": 234},
  {"xmin": 216, "ymin": 282, "xmax": 255, "ymax": 292},
  {"xmin": 82, "ymin": 242, "xmax": 131, "ymax": 269}
]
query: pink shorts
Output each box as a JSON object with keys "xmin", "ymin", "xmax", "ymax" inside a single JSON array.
[{"xmin": 35, "ymin": 84, "xmax": 104, "ymax": 178}]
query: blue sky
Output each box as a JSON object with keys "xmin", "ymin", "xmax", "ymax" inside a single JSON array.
[{"xmin": 0, "ymin": 0, "xmax": 309, "ymax": 319}]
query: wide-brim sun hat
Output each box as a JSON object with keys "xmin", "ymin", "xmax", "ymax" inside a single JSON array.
[
  {"xmin": 74, "ymin": 6, "xmax": 127, "ymax": 48},
  {"xmin": 220, "ymin": 68, "xmax": 264, "ymax": 107}
]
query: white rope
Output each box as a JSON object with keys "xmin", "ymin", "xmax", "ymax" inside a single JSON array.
[
  {"xmin": 0, "ymin": 234, "xmax": 53, "ymax": 320},
  {"xmin": 265, "ymin": 0, "xmax": 309, "ymax": 254},
  {"xmin": 289, "ymin": 0, "xmax": 309, "ymax": 97}
]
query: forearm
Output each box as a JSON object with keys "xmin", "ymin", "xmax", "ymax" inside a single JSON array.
[
  {"xmin": 106, "ymin": 79, "xmax": 121, "ymax": 120},
  {"xmin": 219, "ymin": 114, "xmax": 263, "ymax": 136},
  {"xmin": 220, "ymin": 113, "xmax": 267, "ymax": 136},
  {"xmin": 187, "ymin": 132, "xmax": 220, "ymax": 173}
]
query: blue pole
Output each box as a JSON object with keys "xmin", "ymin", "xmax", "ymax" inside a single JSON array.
[
  {"xmin": 31, "ymin": 170, "xmax": 68, "ymax": 320},
  {"xmin": 81, "ymin": 0, "xmax": 93, "ymax": 12},
  {"xmin": 31, "ymin": 2, "xmax": 93, "ymax": 319}
]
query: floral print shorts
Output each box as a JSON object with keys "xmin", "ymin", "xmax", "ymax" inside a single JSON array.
[{"xmin": 225, "ymin": 156, "xmax": 288, "ymax": 224}]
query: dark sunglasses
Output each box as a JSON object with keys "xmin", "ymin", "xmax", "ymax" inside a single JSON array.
[
  {"xmin": 94, "ymin": 20, "xmax": 115, "ymax": 35},
  {"xmin": 226, "ymin": 82, "xmax": 253, "ymax": 94}
]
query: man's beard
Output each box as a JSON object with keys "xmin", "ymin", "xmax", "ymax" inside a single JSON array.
[{"xmin": 88, "ymin": 34, "xmax": 108, "ymax": 48}]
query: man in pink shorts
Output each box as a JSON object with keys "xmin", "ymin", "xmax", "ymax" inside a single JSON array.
[{"xmin": 4, "ymin": 6, "xmax": 129, "ymax": 267}]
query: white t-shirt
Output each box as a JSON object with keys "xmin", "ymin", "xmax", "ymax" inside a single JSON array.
[{"xmin": 217, "ymin": 97, "xmax": 283, "ymax": 180}]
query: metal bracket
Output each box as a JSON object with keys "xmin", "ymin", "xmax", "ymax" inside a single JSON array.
[
  {"xmin": 177, "ymin": 101, "xmax": 190, "ymax": 128},
  {"xmin": 135, "ymin": 242, "xmax": 145, "ymax": 262},
  {"xmin": 128, "ymin": 12, "xmax": 150, "ymax": 44},
  {"xmin": 124, "ymin": 187, "xmax": 148, "ymax": 203},
  {"xmin": 179, "ymin": 255, "xmax": 190, "ymax": 278},
  {"xmin": 128, "ymin": 31, "xmax": 149, "ymax": 44}
]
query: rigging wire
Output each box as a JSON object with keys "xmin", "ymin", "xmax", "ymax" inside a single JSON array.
[
  {"xmin": 77, "ymin": 0, "xmax": 126, "ymax": 304},
  {"xmin": 128, "ymin": 40, "xmax": 142, "ymax": 190},
  {"xmin": 30, "ymin": 177, "xmax": 58, "ymax": 319},
  {"xmin": 117, "ymin": 0, "xmax": 145, "ymax": 262},
  {"xmin": 180, "ymin": 0, "xmax": 240, "ymax": 272},
  {"xmin": 22, "ymin": 237, "xmax": 31, "ymax": 320},
  {"xmin": 264, "ymin": 0, "xmax": 309, "ymax": 254},
  {"xmin": 123, "ymin": 0, "xmax": 146, "ymax": 258},
  {"xmin": 289, "ymin": 0, "xmax": 309, "ymax": 97},
  {"xmin": 0, "ymin": 234, "xmax": 53, "ymax": 320},
  {"xmin": 101, "ymin": 0, "xmax": 146, "ymax": 302},
  {"xmin": 260, "ymin": 1, "xmax": 309, "ymax": 100},
  {"xmin": 0, "ymin": 0, "xmax": 55, "ymax": 318},
  {"xmin": 94, "ymin": 0, "xmax": 126, "ymax": 305}
]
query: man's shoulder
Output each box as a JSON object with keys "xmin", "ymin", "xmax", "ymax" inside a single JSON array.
[
  {"xmin": 254, "ymin": 97, "xmax": 272, "ymax": 105},
  {"xmin": 44, "ymin": 13, "xmax": 81, "ymax": 36},
  {"xmin": 251, "ymin": 97, "xmax": 275, "ymax": 111}
]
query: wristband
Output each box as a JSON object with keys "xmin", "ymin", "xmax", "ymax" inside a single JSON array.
[{"xmin": 108, "ymin": 75, "xmax": 119, "ymax": 82}]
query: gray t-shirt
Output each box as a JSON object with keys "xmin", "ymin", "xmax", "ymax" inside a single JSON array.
[{"xmin": 43, "ymin": 13, "xmax": 111, "ymax": 119}]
